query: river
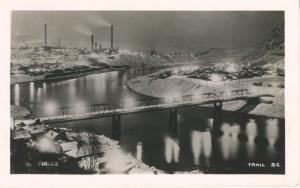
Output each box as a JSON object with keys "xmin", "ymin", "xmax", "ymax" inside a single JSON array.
[{"xmin": 11, "ymin": 67, "xmax": 285, "ymax": 174}]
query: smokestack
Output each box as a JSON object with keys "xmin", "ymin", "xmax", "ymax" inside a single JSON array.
[
  {"xmin": 44, "ymin": 24, "xmax": 47, "ymax": 46},
  {"xmin": 110, "ymin": 25, "xmax": 113, "ymax": 49},
  {"xmin": 58, "ymin": 38, "xmax": 61, "ymax": 47},
  {"xmin": 91, "ymin": 34, "xmax": 94, "ymax": 51}
]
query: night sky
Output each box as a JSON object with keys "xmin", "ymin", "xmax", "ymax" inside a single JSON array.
[{"xmin": 11, "ymin": 11, "xmax": 284, "ymax": 52}]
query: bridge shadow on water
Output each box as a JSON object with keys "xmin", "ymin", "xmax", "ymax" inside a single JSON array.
[{"xmin": 52, "ymin": 105, "xmax": 284, "ymax": 174}]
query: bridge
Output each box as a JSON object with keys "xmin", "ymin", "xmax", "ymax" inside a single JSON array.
[{"xmin": 38, "ymin": 89, "xmax": 274, "ymax": 140}]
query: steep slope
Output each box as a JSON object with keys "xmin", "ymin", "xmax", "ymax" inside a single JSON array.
[
  {"xmin": 243, "ymin": 22, "xmax": 284, "ymax": 65},
  {"xmin": 194, "ymin": 48, "xmax": 253, "ymax": 64}
]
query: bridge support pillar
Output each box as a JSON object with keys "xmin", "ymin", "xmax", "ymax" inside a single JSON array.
[
  {"xmin": 112, "ymin": 115, "xmax": 121, "ymax": 141},
  {"xmin": 212, "ymin": 102, "xmax": 223, "ymax": 134},
  {"xmin": 169, "ymin": 108, "xmax": 178, "ymax": 137}
]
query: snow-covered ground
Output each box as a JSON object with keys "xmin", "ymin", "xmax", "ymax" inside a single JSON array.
[{"xmin": 127, "ymin": 67, "xmax": 284, "ymax": 118}]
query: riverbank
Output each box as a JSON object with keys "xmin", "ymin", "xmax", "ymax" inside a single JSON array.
[
  {"xmin": 10, "ymin": 62, "xmax": 194, "ymax": 85},
  {"xmin": 127, "ymin": 67, "xmax": 284, "ymax": 118},
  {"xmin": 10, "ymin": 68, "xmax": 115, "ymax": 85}
]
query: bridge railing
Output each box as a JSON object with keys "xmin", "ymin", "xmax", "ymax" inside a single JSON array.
[{"xmin": 40, "ymin": 89, "xmax": 252, "ymax": 120}]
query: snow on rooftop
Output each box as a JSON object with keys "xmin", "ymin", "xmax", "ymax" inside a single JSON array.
[
  {"xmin": 44, "ymin": 130, "xmax": 60, "ymax": 140},
  {"xmin": 59, "ymin": 141, "xmax": 78, "ymax": 152},
  {"xmin": 12, "ymin": 129, "xmax": 31, "ymax": 140}
]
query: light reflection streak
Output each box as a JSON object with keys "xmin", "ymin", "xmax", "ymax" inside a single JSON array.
[
  {"xmin": 123, "ymin": 95, "xmax": 137, "ymax": 109},
  {"xmin": 219, "ymin": 123, "xmax": 239, "ymax": 161},
  {"xmin": 191, "ymin": 130, "xmax": 212, "ymax": 165},
  {"xmin": 245, "ymin": 119, "xmax": 257, "ymax": 160},
  {"xmin": 219, "ymin": 123, "xmax": 231, "ymax": 160},
  {"xmin": 136, "ymin": 141, "xmax": 143, "ymax": 161},
  {"xmin": 94, "ymin": 74, "xmax": 106, "ymax": 99},
  {"xmin": 43, "ymin": 82, "xmax": 47, "ymax": 96},
  {"xmin": 14, "ymin": 84, "xmax": 20, "ymax": 106},
  {"xmin": 68, "ymin": 79, "xmax": 77, "ymax": 101},
  {"xmin": 164, "ymin": 135, "xmax": 180, "ymax": 164},
  {"xmin": 246, "ymin": 119, "xmax": 257, "ymax": 144},
  {"xmin": 265, "ymin": 118, "xmax": 279, "ymax": 146},
  {"xmin": 37, "ymin": 88, "xmax": 42, "ymax": 103},
  {"xmin": 29, "ymin": 82, "xmax": 35, "ymax": 102},
  {"xmin": 207, "ymin": 118, "xmax": 213, "ymax": 130},
  {"xmin": 265, "ymin": 118, "xmax": 279, "ymax": 159}
]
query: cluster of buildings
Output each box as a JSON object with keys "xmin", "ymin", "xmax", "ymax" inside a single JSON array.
[
  {"xmin": 187, "ymin": 64, "xmax": 272, "ymax": 81},
  {"xmin": 156, "ymin": 63, "xmax": 283, "ymax": 82},
  {"xmin": 11, "ymin": 118, "xmax": 163, "ymax": 174},
  {"xmin": 11, "ymin": 23, "xmax": 121, "ymax": 79},
  {"xmin": 10, "ymin": 46, "xmax": 113, "ymax": 80}
]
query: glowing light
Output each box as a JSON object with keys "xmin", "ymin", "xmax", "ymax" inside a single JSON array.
[
  {"xmin": 29, "ymin": 82, "xmax": 35, "ymax": 102},
  {"xmin": 219, "ymin": 123, "xmax": 239, "ymax": 161},
  {"xmin": 136, "ymin": 141, "xmax": 143, "ymax": 161},
  {"xmin": 173, "ymin": 69, "xmax": 178, "ymax": 74},
  {"xmin": 210, "ymin": 73, "xmax": 223, "ymax": 82},
  {"xmin": 74, "ymin": 100, "xmax": 87, "ymax": 114},
  {"xmin": 123, "ymin": 95, "xmax": 137, "ymax": 109},
  {"xmin": 37, "ymin": 88, "xmax": 42, "ymax": 102},
  {"xmin": 230, "ymin": 125, "xmax": 240, "ymax": 138},
  {"xmin": 43, "ymin": 82, "xmax": 47, "ymax": 90},
  {"xmin": 266, "ymin": 118, "xmax": 279, "ymax": 146},
  {"xmin": 164, "ymin": 135, "xmax": 180, "ymax": 164},
  {"xmin": 14, "ymin": 84, "xmax": 20, "ymax": 106},
  {"xmin": 44, "ymin": 101, "xmax": 57, "ymax": 115},
  {"xmin": 191, "ymin": 130, "xmax": 201, "ymax": 165},
  {"xmin": 246, "ymin": 119, "xmax": 257, "ymax": 143},
  {"xmin": 207, "ymin": 118, "xmax": 213, "ymax": 129},
  {"xmin": 104, "ymin": 149, "xmax": 129, "ymax": 173},
  {"xmin": 191, "ymin": 130, "xmax": 212, "ymax": 165},
  {"xmin": 221, "ymin": 123, "xmax": 231, "ymax": 136},
  {"xmin": 36, "ymin": 136, "xmax": 57, "ymax": 153},
  {"xmin": 202, "ymin": 131, "xmax": 212, "ymax": 158},
  {"xmin": 226, "ymin": 63, "xmax": 238, "ymax": 73}
]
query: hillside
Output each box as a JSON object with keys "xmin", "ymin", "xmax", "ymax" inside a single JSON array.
[{"xmin": 242, "ymin": 22, "xmax": 284, "ymax": 66}]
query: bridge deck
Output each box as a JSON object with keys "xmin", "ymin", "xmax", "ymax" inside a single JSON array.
[{"xmin": 40, "ymin": 94, "xmax": 274, "ymax": 124}]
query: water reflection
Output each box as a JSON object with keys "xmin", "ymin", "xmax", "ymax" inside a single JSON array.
[
  {"xmin": 14, "ymin": 84, "xmax": 20, "ymax": 106},
  {"xmin": 92, "ymin": 74, "xmax": 107, "ymax": 101},
  {"xmin": 219, "ymin": 123, "xmax": 239, "ymax": 161},
  {"xmin": 43, "ymin": 82, "xmax": 47, "ymax": 96},
  {"xmin": 74, "ymin": 100, "xmax": 87, "ymax": 114},
  {"xmin": 245, "ymin": 119, "xmax": 257, "ymax": 160},
  {"xmin": 266, "ymin": 118, "xmax": 279, "ymax": 146},
  {"xmin": 136, "ymin": 141, "xmax": 143, "ymax": 161},
  {"xmin": 29, "ymin": 82, "xmax": 35, "ymax": 102},
  {"xmin": 11, "ymin": 67, "xmax": 284, "ymax": 173},
  {"xmin": 164, "ymin": 135, "xmax": 180, "ymax": 164},
  {"xmin": 69, "ymin": 79, "xmax": 77, "ymax": 101},
  {"xmin": 37, "ymin": 87, "xmax": 42, "ymax": 103},
  {"xmin": 191, "ymin": 130, "xmax": 212, "ymax": 166},
  {"xmin": 246, "ymin": 119, "xmax": 257, "ymax": 144},
  {"xmin": 265, "ymin": 118, "xmax": 279, "ymax": 159}
]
